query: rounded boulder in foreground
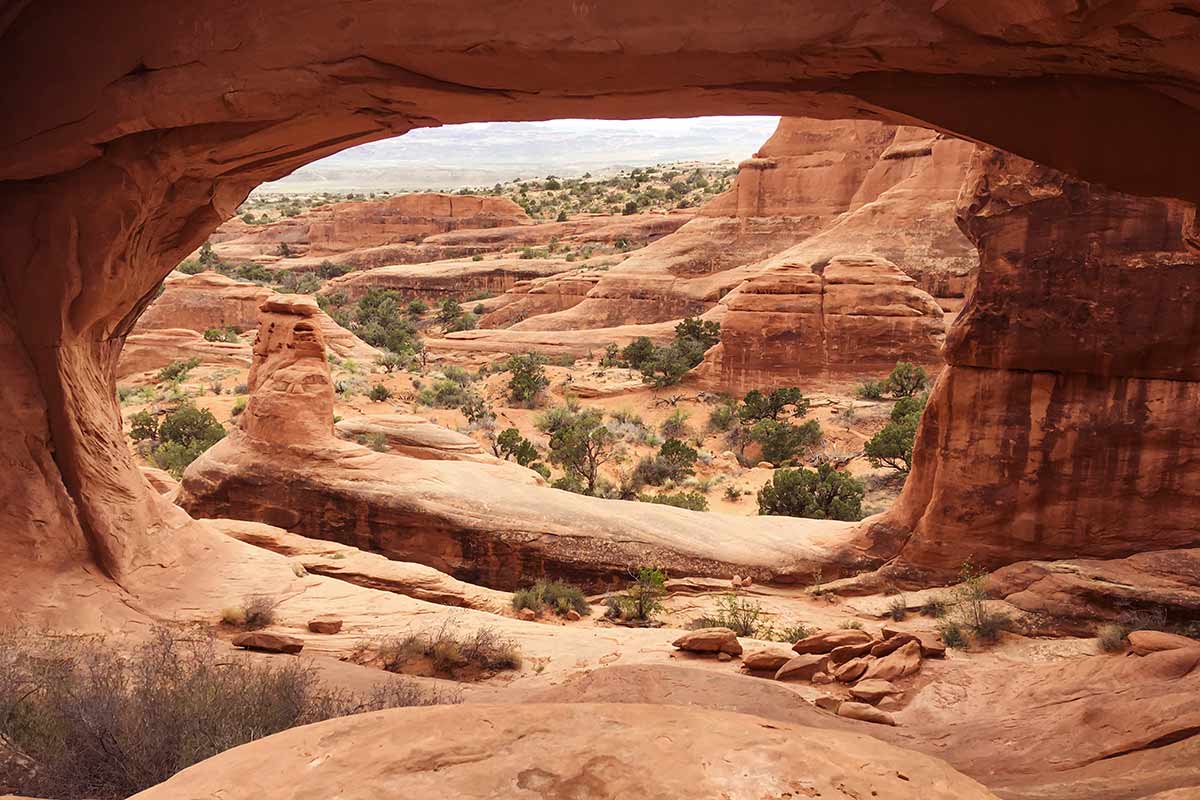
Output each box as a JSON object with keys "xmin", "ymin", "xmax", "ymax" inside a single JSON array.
[{"xmin": 131, "ymin": 703, "xmax": 998, "ymax": 799}]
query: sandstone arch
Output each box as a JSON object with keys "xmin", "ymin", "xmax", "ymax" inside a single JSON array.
[{"xmin": 2, "ymin": 2, "xmax": 1199, "ymax": 586}]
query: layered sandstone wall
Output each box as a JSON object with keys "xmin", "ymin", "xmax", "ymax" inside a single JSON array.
[
  {"xmin": 694, "ymin": 255, "xmax": 945, "ymax": 394},
  {"xmin": 858, "ymin": 148, "xmax": 1200, "ymax": 581}
]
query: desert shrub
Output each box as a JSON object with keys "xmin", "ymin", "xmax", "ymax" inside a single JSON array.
[
  {"xmin": 503, "ymin": 353, "xmax": 549, "ymax": 405},
  {"xmin": 149, "ymin": 401, "xmax": 226, "ymax": 477},
  {"xmin": 436, "ymin": 298, "xmax": 464, "ymax": 328},
  {"xmin": 442, "ymin": 365, "xmax": 474, "ymax": 386},
  {"xmin": 723, "ymin": 485, "xmax": 743, "ymax": 502},
  {"xmin": 1096, "ymin": 623, "xmax": 1129, "ymax": 653},
  {"xmin": 887, "ymin": 595, "xmax": 908, "ymax": 621},
  {"xmin": 157, "ymin": 357, "xmax": 201, "ymax": 383},
  {"xmin": 756, "ymin": 464, "xmax": 864, "ymax": 521},
  {"xmin": 407, "ymin": 298, "xmax": 429, "ymax": 317},
  {"xmin": 376, "ymin": 352, "xmax": 406, "ymax": 373},
  {"xmin": 417, "ymin": 379, "xmax": 470, "ymax": 408},
  {"xmin": 920, "ymin": 596, "xmax": 947, "ymax": 618},
  {"xmin": 940, "ymin": 561, "xmax": 1011, "ymax": 647},
  {"xmin": 938, "ymin": 620, "xmax": 968, "ymax": 648},
  {"xmin": 537, "ymin": 405, "xmax": 619, "ymax": 496},
  {"xmin": 856, "ymin": 380, "xmax": 887, "ymax": 400},
  {"xmin": 638, "ymin": 490, "xmax": 708, "ymax": 511},
  {"xmin": 368, "ymin": 384, "xmax": 393, "ymax": 402},
  {"xmin": 374, "ymin": 623, "xmax": 520, "ymax": 677},
  {"xmin": 473, "ymin": 303, "xmax": 486, "ymax": 316},
  {"xmin": 886, "ymin": 361, "xmax": 928, "ymax": 398},
  {"xmin": 608, "ymin": 567, "xmax": 667, "ymax": 622},
  {"xmin": 770, "ymin": 623, "xmax": 814, "ymax": 644},
  {"xmin": 749, "ymin": 418, "xmax": 822, "ymax": 466},
  {"xmin": 865, "ymin": 392, "xmax": 927, "ymax": 473},
  {"xmin": 220, "ymin": 594, "xmax": 276, "ymax": 630},
  {"xmin": 510, "ymin": 580, "xmax": 589, "ymax": 617},
  {"xmin": 202, "ymin": 326, "xmax": 240, "ymax": 343},
  {"xmin": 620, "ymin": 337, "xmax": 656, "ymax": 370},
  {"xmin": 493, "ymin": 427, "xmax": 539, "ymax": 467},
  {"xmin": 738, "ymin": 387, "xmax": 809, "ymax": 424},
  {"xmin": 689, "ymin": 594, "xmax": 767, "ymax": 637},
  {"xmin": 233, "ymin": 383, "xmax": 249, "ymax": 395},
  {"xmin": 177, "ymin": 259, "xmax": 204, "ymax": 275},
  {"xmin": 660, "ymin": 407, "xmax": 691, "ymax": 439},
  {"xmin": 707, "ymin": 400, "xmax": 738, "ymax": 432},
  {"xmin": 128, "ymin": 410, "xmax": 158, "ymax": 442},
  {"xmin": 348, "ymin": 289, "xmax": 422, "ymax": 356},
  {"xmin": 837, "ymin": 619, "xmax": 864, "ymax": 630},
  {"xmin": 445, "ymin": 312, "xmax": 478, "ymax": 333},
  {"xmin": 0, "ymin": 627, "xmax": 443, "ymax": 800},
  {"xmin": 312, "ymin": 260, "xmax": 349, "ymax": 279},
  {"xmin": 459, "ymin": 393, "xmax": 493, "ymax": 426},
  {"xmin": 117, "ymin": 385, "xmax": 156, "ymax": 405},
  {"xmin": 609, "ymin": 408, "xmax": 644, "ymax": 427}
]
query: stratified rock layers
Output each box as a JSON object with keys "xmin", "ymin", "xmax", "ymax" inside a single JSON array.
[{"xmin": 859, "ymin": 148, "xmax": 1200, "ymax": 579}]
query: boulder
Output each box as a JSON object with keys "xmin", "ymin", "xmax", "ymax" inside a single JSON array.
[
  {"xmin": 307, "ymin": 615, "xmax": 343, "ymax": 634},
  {"xmin": 871, "ymin": 633, "xmax": 921, "ymax": 657},
  {"xmin": 775, "ymin": 654, "xmax": 829, "ymax": 682},
  {"xmin": 829, "ymin": 640, "xmax": 878, "ymax": 664},
  {"xmin": 673, "ymin": 628, "xmax": 743, "ymax": 656},
  {"xmin": 862, "ymin": 640, "xmax": 923, "ymax": 682},
  {"xmin": 835, "ymin": 657, "xmax": 872, "ymax": 683},
  {"xmin": 1128, "ymin": 630, "xmax": 1200, "ymax": 656},
  {"xmin": 742, "ymin": 648, "xmax": 794, "ymax": 672},
  {"xmin": 793, "ymin": 629, "xmax": 874, "ymax": 655},
  {"xmin": 232, "ymin": 632, "xmax": 304, "ymax": 655},
  {"xmin": 814, "ymin": 696, "xmax": 843, "ymax": 712},
  {"xmin": 838, "ymin": 701, "xmax": 898, "ymax": 726},
  {"xmin": 718, "ymin": 652, "xmax": 733, "ymax": 662},
  {"xmin": 517, "ymin": 608, "xmax": 537, "ymax": 622},
  {"xmin": 849, "ymin": 679, "xmax": 901, "ymax": 704}
]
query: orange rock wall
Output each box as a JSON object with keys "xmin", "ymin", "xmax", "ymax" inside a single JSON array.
[{"xmin": 859, "ymin": 149, "xmax": 1200, "ymax": 580}]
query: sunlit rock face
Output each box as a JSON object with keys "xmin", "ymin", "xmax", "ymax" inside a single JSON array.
[
  {"xmin": 694, "ymin": 255, "xmax": 946, "ymax": 394},
  {"xmin": 858, "ymin": 148, "xmax": 1200, "ymax": 582}
]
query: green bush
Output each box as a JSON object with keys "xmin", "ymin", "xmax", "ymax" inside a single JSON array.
[
  {"xmin": 606, "ymin": 567, "xmax": 667, "ymax": 622},
  {"xmin": 864, "ymin": 393, "xmax": 927, "ymax": 474},
  {"xmin": 749, "ymin": 418, "xmax": 822, "ymax": 466},
  {"xmin": 639, "ymin": 490, "xmax": 708, "ymax": 511},
  {"xmin": 375, "ymin": 624, "xmax": 521, "ymax": 677},
  {"xmin": 316, "ymin": 260, "xmax": 352, "ymax": 279},
  {"xmin": 368, "ymin": 384, "xmax": 393, "ymax": 402},
  {"xmin": 689, "ymin": 594, "xmax": 767, "ymax": 637},
  {"xmin": 157, "ymin": 357, "xmax": 201, "ymax": 383},
  {"xmin": 0, "ymin": 627, "xmax": 444, "ymax": 800},
  {"xmin": 147, "ymin": 401, "xmax": 226, "ymax": 477},
  {"xmin": 660, "ymin": 408, "xmax": 691, "ymax": 439},
  {"xmin": 417, "ymin": 379, "xmax": 470, "ymax": 408},
  {"xmin": 856, "ymin": 380, "xmax": 887, "ymax": 400},
  {"xmin": 620, "ymin": 337, "xmax": 656, "ymax": 370},
  {"xmin": 407, "ymin": 298, "xmax": 429, "ymax": 317},
  {"xmin": 510, "ymin": 580, "xmax": 589, "ymax": 617},
  {"xmin": 445, "ymin": 312, "xmax": 478, "ymax": 333},
  {"xmin": 886, "ymin": 361, "xmax": 928, "ymax": 398},
  {"xmin": 494, "ymin": 428, "xmax": 539, "ymax": 467},
  {"xmin": 738, "ymin": 387, "xmax": 808, "ymax": 423},
  {"xmin": 756, "ymin": 464, "xmax": 864, "ymax": 521},
  {"xmin": 128, "ymin": 410, "xmax": 158, "ymax": 442},
  {"xmin": 503, "ymin": 353, "xmax": 549, "ymax": 405},
  {"xmin": 707, "ymin": 401, "xmax": 738, "ymax": 432},
  {"xmin": 202, "ymin": 326, "xmax": 240, "ymax": 343},
  {"xmin": 536, "ymin": 404, "xmax": 618, "ymax": 496}
]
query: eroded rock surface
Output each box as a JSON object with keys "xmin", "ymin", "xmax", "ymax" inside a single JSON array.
[
  {"xmin": 131, "ymin": 703, "xmax": 995, "ymax": 799},
  {"xmin": 856, "ymin": 148, "xmax": 1200, "ymax": 581},
  {"xmin": 177, "ymin": 297, "xmax": 863, "ymax": 590}
]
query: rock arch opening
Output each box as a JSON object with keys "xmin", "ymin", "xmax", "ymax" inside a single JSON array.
[{"xmin": 1, "ymin": 2, "xmax": 1198, "ymax": 598}]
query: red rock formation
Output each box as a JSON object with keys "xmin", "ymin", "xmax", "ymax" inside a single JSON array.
[
  {"xmin": 695, "ymin": 255, "xmax": 944, "ymax": 393},
  {"xmin": 212, "ymin": 193, "xmax": 529, "ymax": 261},
  {"xmin": 178, "ymin": 297, "xmax": 862, "ymax": 590},
  {"xmin": 120, "ymin": 271, "xmax": 379, "ymax": 377},
  {"xmin": 1, "ymin": 0, "xmax": 1198, "ymax": 592},
  {"xmin": 857, "ymin": 148, "xmax": 1200, "ymax": 581},
  {"xmin": 321, "ymin": 255, "xmax": 580, "ymax": 302}
]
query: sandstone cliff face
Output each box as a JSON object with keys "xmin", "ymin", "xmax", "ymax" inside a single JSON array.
[
  {"xmin": 694, "ymin": 255, "xmax": 945, "ymax": 394},
  {"xmin": 213, "ymin": 193, "xmax": 530, "ymax": 261},
  {"xmin": 119, "ymin": 271, "xmax": 379, "ymax": 377},
  {"xmin": 858, "ymin": 148, "xmax": 1200, "ymax": 580}
]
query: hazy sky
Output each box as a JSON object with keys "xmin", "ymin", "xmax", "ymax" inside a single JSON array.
[{"xmin": 263, "ymin": 116, "xmax": 781, "ymax": 192}]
